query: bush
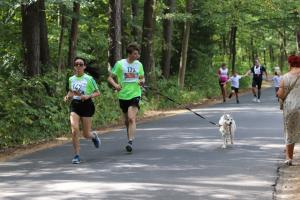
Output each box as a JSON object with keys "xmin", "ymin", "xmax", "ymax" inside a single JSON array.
[{"xmin": 0, "ymin": 71, "xmax": 68, "ymax": 148}]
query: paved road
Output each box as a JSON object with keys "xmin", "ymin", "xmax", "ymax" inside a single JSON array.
[{"xmin": 0, "ymin": 88, "xmax": 284, "ymax": 200}]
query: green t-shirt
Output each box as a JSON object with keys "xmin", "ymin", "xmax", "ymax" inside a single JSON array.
[
  {"xmin": 68, "ymin": 73, "xmax": 99, "ymax": 100},
  {"xmin": 112, "ymin": 59, "xmax": 144, "ymax": 100}
]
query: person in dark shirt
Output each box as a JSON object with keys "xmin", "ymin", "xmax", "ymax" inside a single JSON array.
[{"xmin": 245, "ymin": 59, "xmax": 268, "ymax": 103}]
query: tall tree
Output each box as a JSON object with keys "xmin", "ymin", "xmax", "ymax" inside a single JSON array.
[
  {"xmin": 57, "ymin": 3, "xmax": 66, "ymax": 72},
  {"xmin": 108, "ymin": 0, "xmax": 122, "ymax": 69},
  {"xmin": 178, "ymin": 0, "xmax": 192, "ymax": 89},
  {"xmin": 38, "ymin": 0, "xmax": 50, "ymax": 72},
  {"xmin": 229, "ymin": 25, "xmax": 237, "ymax": 73},
  {"xmin": 141, "ymin": 0, "xmax": 155, "ymax": 81},
  {"xmin": 21, "ymin": 1, "xmax": 40, "ymax": 76},
  {"xmin": 130, "ymin": 0, "xmax": 139, "ymax": 42},
  {"xmin": 296, "ymin": 29, "xmax": 300, "ymax": 53},
  {"xmin": 279, "ymin": 30, "xmax": 287, "ymax": 70},
  {"xmin": 68, "ymin": 2, "xmax": 80, "ymax": 67},
  {"xmin": 162, "ymin": 0, "xmax": 175, "ymax": 78}
]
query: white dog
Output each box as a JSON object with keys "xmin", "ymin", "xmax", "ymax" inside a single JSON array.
[{"xmin": 218, "ymin": 114, "xmax": 236, "ymax": 148}]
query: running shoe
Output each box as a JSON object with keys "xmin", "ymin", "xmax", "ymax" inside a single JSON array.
[
  {"xmin": 236, "ymin": 99, "xmax": 240, "ymax": 104},
  {"xmin": 125, "ymin": 143, "xmax": 133, "ymax": 152},
  {"xmin": 72, "ymin": 155, "xmax": 80, "ymax": 164},
  {"xmin": 284, "ymin": 159, "xmax": 292, "ymax": 166},
  {"xmin": 252, "ymin": 97, "xmax": 257, "ymax": 102},
  {"xmin": 92, "ymin": 132, "xmax": 101, "ymax": 148},
  {"xmin": 257, "ymin": 99, "xmax": 261, "ymax": 103},
  {"xmin": 228, "ymin": 93, "xmax": 232, "ymax": 99}
]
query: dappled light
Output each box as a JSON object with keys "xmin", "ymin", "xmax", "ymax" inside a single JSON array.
[{"xmin": 0, "ymin": 88, "xmax": 287, "ymax": 199}]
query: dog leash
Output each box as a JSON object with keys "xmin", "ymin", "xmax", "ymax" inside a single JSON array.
[{"xmin": 142, "ymin": 85, "xmax": 219, "ymax": 127}]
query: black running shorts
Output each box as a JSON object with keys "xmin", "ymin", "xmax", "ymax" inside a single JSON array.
[
  {"xmin": 252, "ymin": 78, "xmax": 262, "ymax": 89},
  {"xmin": 119, "ymin": 97, "xmax": 141, "ymax": 113},
  {"xmin": 70, "ymin": 99, "xmax": 95, "ymax": 117},
  {"xmin": 231, "ymin": 86, "xmax": 239, "ymax": 93}
]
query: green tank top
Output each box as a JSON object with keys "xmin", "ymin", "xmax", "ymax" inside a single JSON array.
[
  {"xmin": 68, "ymin": 73, "xmax": 99, "ymax": 100},
  {"xmin": 112, "ymin": 59, "xmax": 144, "ymax": 100}
]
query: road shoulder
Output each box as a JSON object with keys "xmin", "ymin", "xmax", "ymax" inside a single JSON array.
[{"xmin": 275, "ymin": 145, "xmax": 300, "ymax": 199}]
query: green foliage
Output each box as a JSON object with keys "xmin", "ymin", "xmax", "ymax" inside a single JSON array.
[
  {"xmin": 92, "ymin": 83, "xmax": 123, "ymax": 128},
  {"xmin": 143, "ymin": 67, "xmax": 221, "ymax": 111},
  {"xmin": 0, "ymin": 71, "xmax": 69, "ymax": 148},
  {"xmin": 1, "ymin": 0, "xmax": 300, "ymax": 149}
]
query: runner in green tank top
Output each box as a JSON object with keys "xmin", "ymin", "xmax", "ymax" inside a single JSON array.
[
  {"xmin": 108, "ymin": 43, "xmax": 145, "ymax": 152},
  {"xmin": 64, "ymin": 57, "xmax": 101, "ymax": 164}
]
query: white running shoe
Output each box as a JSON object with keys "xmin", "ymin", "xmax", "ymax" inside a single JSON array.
[
  {"xmin": 257, "ymin": 99, "xmax": 261, "ymax": 103},
  {"xmin": 252, "ymin": 97, "xmax": 257, "ymax": 102}
]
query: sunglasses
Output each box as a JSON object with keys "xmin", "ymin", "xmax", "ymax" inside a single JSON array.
[{"xmin": 74, "ymin": 63, "xmax": 84, "ymax": 67}]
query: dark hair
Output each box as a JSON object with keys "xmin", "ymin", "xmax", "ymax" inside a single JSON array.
[
  {"xmin": 74, "ymin": 57, "xmax": 100, "ymax": 80},
  {"xmin": 74, "ymin": 57, "xmax": 86, "ymax": 65},
  {"xmin": 126, "ymin": 43, "xmax": 140, "ymax": 55}
]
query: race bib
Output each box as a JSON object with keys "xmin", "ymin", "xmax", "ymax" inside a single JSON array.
[{"xmin": 123, "ymin": 66, "xmax": 139, "ymax": 83}]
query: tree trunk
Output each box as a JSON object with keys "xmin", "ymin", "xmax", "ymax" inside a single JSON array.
[
  {"xmin": 68, "ymin": 2, "xmax": 80, "ymax": 68},
  {"xmin": 229, "ymin": 26, "xmax": 237, "ymax": 73},
  {"xmin": 222, "ymin": 34, "xmax": 227, "ymax": 57},
  {"xmin": 279, "ymin": 30, "xmax": 287, "ymax": 71},
  {"xmin": 296, "ymin": 30, "xmax": 300, "ymax": 53},
  {"xmin": 140, "ymin": 0, "xmax": 155, "ymax": 81},
  {"xmin": 121, "ymin": 2, "xmax": 127, "ymax": 59},
  {"xmin": 162, "ymin": 0, "xmax": 175, "ymax": 79},
  {"xmin": 58, "ymin": 3, "xmax": 66, "ymax": 72},
  {"xmin": 21, "ymin": 2, "xmax": 40, "ymax": 77},
  {"xmin": 263, "ymin": 48, "xmax": 266, "ymax": 65},
  {"xmin": 38, "ymin": 0, "xmax": 50, "ymax": 73},
  {"xmin": 130, "ymin": 0, "xmax": 139, "ymax": 42},
  {"xmin": 178, "ymin": 0, "xmax": 192, "ymax": 89},
  {"xmin": 108, "ymin": 0, "xmax": 122, "ymax": 69},
  {"xmin": 250, "ymin": 37, "xmax": 255, "ymax": 63},
  {"xmin": 279, "ymin": 43, "xmax": 285, "ymax": 71},
  {"xmin": 269, "ymin": 45, "xmax": 274, "ymax": 65}
]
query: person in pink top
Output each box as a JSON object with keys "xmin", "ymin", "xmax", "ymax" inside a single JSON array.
[{"xmin": 217, "ymin": 63, "xmax": 229, "ymax": 102}]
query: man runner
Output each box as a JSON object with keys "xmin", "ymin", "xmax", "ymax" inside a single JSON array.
[{"xmin": 107, "ymin": 43, "xmax": 145, "ymax": 152}]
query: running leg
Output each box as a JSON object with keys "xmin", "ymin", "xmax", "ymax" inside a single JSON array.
[{"xmin": 70, "ymin": 112, "xmax": 81, "ymax": 155}]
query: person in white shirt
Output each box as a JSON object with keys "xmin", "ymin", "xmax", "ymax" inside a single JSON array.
[
  {"xmin": 272, "ymin": 71, "xmax": 282, "ymax": 100},
  {"xmin": 227, "ymin": 71, "xmax": 247, "ymax": 104}
]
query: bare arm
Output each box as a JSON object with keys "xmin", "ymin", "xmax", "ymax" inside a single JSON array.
[
  {"xmin": 107, "ymin": 73, "xmax": 122, "ymax": 91},
  {"xmin": 138, "ymin": 75, "xmax": 145, "ymax": 86},
  {"xmin": 277, "ymin": 79, "xmax": 285, "ymax": 99},
  {"xmin": 80, "ymin": 90, "xmax": 100, "ymax": 101},
  {"xmin": 64, "ymin": 91, "xmax": 74, "ymax": 102},
  {"xmin": 244, "ymin": 70, "xmax": 251, "ymax": 76}
]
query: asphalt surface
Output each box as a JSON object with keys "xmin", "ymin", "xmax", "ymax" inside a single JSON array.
[{"xmin": 0, "ymin": 87, "xmax": 285, "ymax": 200}]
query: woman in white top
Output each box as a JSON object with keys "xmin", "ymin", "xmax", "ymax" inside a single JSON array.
[{"xmin": 277, "ymin": 55, "xmax": 300, "ymax": 166}]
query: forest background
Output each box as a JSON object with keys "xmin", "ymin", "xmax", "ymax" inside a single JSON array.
[{"xmin": 0, "ymin": 0, "xmax": 300, "ymax": 148}]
